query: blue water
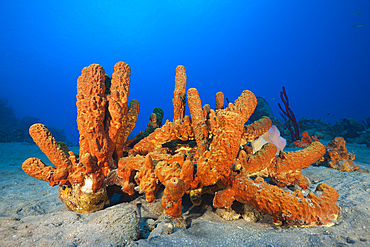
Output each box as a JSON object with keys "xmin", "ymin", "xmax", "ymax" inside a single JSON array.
[{"xmin": 0, "ymin": 0, "xmax": 369, "ymax": 145}]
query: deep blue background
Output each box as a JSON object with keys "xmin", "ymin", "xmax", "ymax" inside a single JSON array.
[{"xmin": 1, "ymin": 0, "xmax": 369, "ymax": 145}]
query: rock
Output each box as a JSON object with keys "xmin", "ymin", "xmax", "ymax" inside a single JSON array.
[
  {"xmin": 146, "ymin": 215, "xmax": 186, "ymax": 239},
  {"xmin": 355, "ymin": 129, "xmax": 370, "ymax": 147},
  {"xmin": 148, "ymin": 215, "xmax": 174, "ymax": 239},
  {"xmin": 71, "ymin": 203, "xmax": 140, "ymax": 246},
  {"xmin": 215, "ymin": 207, "xmax": 241, "ymax": 220},
  {"xmin": 215, "ymin": 202, "xmax": 265, "ymax": 222},
  {"xmin": 241, "ymin": 204, "xmax": 265, "ymax": 222},
  {"xmin": 333, "ymin": 118, "xmax": 364, "ymax": 139}
]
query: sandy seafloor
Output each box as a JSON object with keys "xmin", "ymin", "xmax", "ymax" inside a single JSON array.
[{"xmin": 0, "ymin": 142, "xmax": 369, "ymax": 247}]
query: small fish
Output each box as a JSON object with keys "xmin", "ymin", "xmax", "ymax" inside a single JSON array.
[
  {"xmin": 353, "ymin": 12, "xmax": 363, "ymax": 16},
  {"xmin": 270, "ymin": 97, "xmax": 275, "ymax": 101},
  {"xmin": 352, "ymin": 24, "xmax": 366, "ymax": 27}
]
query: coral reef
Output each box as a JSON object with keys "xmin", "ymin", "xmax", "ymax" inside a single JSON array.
[
  {"xmin": 298, "ymin": 118, "xmax": 333, "ymax": 134},
  {"xmin": 335, "ymin": 118, "xmax": 362, "ymax": 138},
  {"xmin": 22, "ymin": 62, "xmax": 340, "ymax": 227},
  {"xmin": 363, "ymin": 117, "xmax": 370, "ymax": 130},
  {"xmin": 356, "ymin": 129, "xmax": 370, "ymax": 147},
  {"xmin": 296, "ymin": 116, "xmax": 368, "ymax": 146},
  {"xmin": 0, "ymin": 97, "xmax": 71, "ymax": 144}
]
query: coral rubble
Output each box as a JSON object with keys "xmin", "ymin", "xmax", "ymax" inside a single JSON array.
[{"xmin": 22, "ymin": 62, "xmax": 340, "ymax": 227}]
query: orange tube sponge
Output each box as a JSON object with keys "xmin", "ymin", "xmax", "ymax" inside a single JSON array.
[
  {"xmin": 197, "ymin": 111, "xmax": 244, "ymax": 186},
  {"xmin": 23, "ymin": 62, "xmax": 141, "ymax": 213},
  {"xmin": 270, "ymin": 141, "xmax": 326, "ymax": 189},
  {"xmin": 132, "ymin": 115, "xmax": 194, "ymax": 155},
  {"xmin": 236, "ymin": 141, "xmax": 326, "ymax": 190},
  {"xmin": 235, "ymin": 142, "xmax": 277, "ymax": 177},
  {"xmin": 76, "ymin": 64, "xmax": 108, "ymax": 163},
  {"xmin": 173, "ymin": 65, "xmax": 187, "ymax": 121},
  {"xmin": 241, "ymin": 116, "xmax": 272, "ymax": 144},
  {"xmin": 29, "ymin": 124, "xmax": 72, "ymax": 172},
  {"xmin": 109, "ymin": 62, "xmax": 131, "ymax": 159},
  {"xmin": 226, "ymin": 90, "xmax": 257, "ymax": 123},
  {"xmin": 22, "ymin": 124, "xmax": 72, "ymax": 186},
  {"xmin": 22, "ymin": 158, "xmax": 59, "ymax": 185},
  {"xmin": 22, "ymin": 62, "xmax": 342, "ymax": 222},
  {"xmin": 116, "ymin": 155, "xmax": 146, "ymax": 195},
  {"xmin": 205, "ymin": 108, "xmax": 218, "ymax": 136},
  {"xmin": 135, "ymin": 155, "xmax": 160, "ymax": 203},
  {"xmin": 187, "ymin": 88, "xmax": 209, "ymax": 155},
  {"xmin": 155, "ymin": 159, "xmax": 194, "ymax": 217},
  {"xmin": 76, "ymin": 62, "xmax": 137, "ymax": 176},
  {"xmin": 202, "ymin": 104, "xmax": 211, "ymax": 119},
  {"xmin": 119, "ymin": 99, "xmax": 140, "ymax": 154},
  {"xmin": 215, "ymin": 91, "xmax": 225, "ymax": 110},
  {"xmin": 214, "ymin": 176, "xmax": 339, "ymax": 227}
]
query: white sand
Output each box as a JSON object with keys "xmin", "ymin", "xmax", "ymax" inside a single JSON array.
[{"xmin": 0, "ymin": 142, "xmax": 369, "ymax": 246}]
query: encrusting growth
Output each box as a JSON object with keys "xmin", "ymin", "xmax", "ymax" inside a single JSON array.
[{"xmin": 22, "ymin": 62, "xmax": 340, "ymax": 227}]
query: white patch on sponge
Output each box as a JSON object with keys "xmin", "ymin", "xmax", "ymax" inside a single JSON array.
[
  {"xmin": 251, "ymin": 136, "xmax": 268, "ymax": 154},
  {"xmin": 81, "ymin": 174, "xmax": 94, "ymax": 194},
  {"xmin": 251, "ymin": 125, "xmax": 287, "ymax": 155}
]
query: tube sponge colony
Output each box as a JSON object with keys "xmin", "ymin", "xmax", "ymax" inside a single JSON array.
[{"xmin": 22, "ymin": 62, "xmax": 339, "ymax": 226}]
